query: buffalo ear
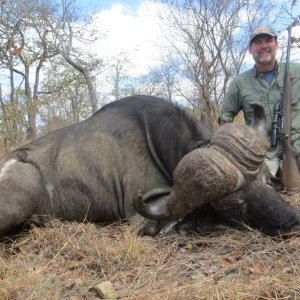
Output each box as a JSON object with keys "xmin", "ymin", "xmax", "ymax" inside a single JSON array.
[
  {"xmin": 250, "ymin": 103, "xmax": 267, "ymax": 136},
  {"xmin": 257, "ymin": 163, "xmax": 282, "ymax": 191},
  {"xmin": 268, "ymin": 175, "xmax": 282, "ymax": 190}
]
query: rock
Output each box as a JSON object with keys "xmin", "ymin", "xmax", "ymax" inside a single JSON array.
[{"xmin": 94, "ymin": 281, "xmax": 117, "ymax": 299}]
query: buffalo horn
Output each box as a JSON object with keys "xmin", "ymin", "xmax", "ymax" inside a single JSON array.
[
  {"xmin": 210, "ymin": 117, "xmax": 269, "ymax": 177},
  {"xmin": 136, "ymin": 148, "xmax": 244, "ymax": 220},
  {"xmin": 134, "ymin": 187, "xmax": 173, "ymax": 220}
]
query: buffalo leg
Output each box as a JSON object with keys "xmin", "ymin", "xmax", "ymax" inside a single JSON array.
[{"xmin": 0, "ymin": 158, "xmax": 45, "ymax": 235}]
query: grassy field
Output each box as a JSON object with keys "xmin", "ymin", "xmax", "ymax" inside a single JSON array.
[{"xmin": 1, "ymin": 193, "xmax": 300, "ymax": 300}]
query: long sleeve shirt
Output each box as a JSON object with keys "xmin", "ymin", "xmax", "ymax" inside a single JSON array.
[{"xmin": 219, "ymin": 62, "xmax": 300, "ymax": 159}]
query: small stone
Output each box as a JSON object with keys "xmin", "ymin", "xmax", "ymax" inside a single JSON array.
[{"xmin": 94, "ymin": 281, "xmax": 117, "ymax": 299}]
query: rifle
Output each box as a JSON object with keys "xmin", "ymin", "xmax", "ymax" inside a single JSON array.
[
  {"xmin": 271, "ymin": 103, "xmax": 282, "ymax": 147},
  {"xmin": 280, "ymin": 23, "xmax": 300, "ymax": 191}
]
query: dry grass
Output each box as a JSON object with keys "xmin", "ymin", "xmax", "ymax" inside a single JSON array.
[{"xmin": 1, "ymin": 194, "xmax": 300, "ymax": 300}]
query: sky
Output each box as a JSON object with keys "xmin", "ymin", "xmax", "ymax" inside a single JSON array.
[
  {"xmin": 73, "ymin": 0, "xmax": 300, "ymax": 75},
  {"xmin": 75, "ymin": 0, "xmax": 141, "ymax": 13},
  {"xmin": 0, "ymin": 1, "xmax": 163, "ymax": 95},
  {"xmin": 76, "ymin": 1, "xmax": 167, "ymax": 76},
  {"xmin": 3, "ymin": 0, "xmax": 300, "ymax": 93},
  {"xmin": 70, "ymin": 0, "xmax": 300, "ymax": 105}
]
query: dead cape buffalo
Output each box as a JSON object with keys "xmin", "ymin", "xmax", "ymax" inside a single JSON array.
[{"xmin": 0, "ymin": 95, "xmax": 299, "ymax": 237}]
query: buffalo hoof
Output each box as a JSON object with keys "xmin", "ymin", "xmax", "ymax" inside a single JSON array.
[
  {"xmin": 175, "ymin": 206, "xmax": 215, "ymax": 235},
  {"xmin": 137, "ymin": 220, "xmax": 161, "ymax": 237},
  {"xmin": 137, "ymin": 219, "xmax": 180, "ymax": 236},
  {"xmin": 279, "ymin": 223, "xmax": 300, "ymax": 237},
  {"xmin": 291, "ymin": 224, "xmax": 300, "ymax": 234},
  {"xmin": 290, "ymin": 224, "xmax": 300, "ymax": 234}
]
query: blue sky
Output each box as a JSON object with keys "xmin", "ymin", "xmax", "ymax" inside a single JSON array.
[
  {"xmin": 75, "ymin": 0, "xmax": 141, "ymax": 14},
  {"xmin": 0, "ymin": 1, "xmax": 161, "ymax": 92},
  {"xmin": 3, "ymin": 0, "xmax": 300, "ymax": 90},
  {"xmin": 71, "ymin": 1, "xmax": 167, "ymax": 77}
]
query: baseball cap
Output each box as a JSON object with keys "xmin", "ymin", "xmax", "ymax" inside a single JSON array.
[{"xmin": 249, "ymin": 26, "xmax": 277, "ymax": 44}]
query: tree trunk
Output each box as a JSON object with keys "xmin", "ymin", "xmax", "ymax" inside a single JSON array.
[
  {"xmin": 0, "ymin": 84, "xmax": 9, "ymax": 153},
  {"xmin": 24, "ymin": 65, "xmax": 36, "ymax": 140},
  {"xmin": 62, "ymin": 54, "xmax": 98, "ymax": 114}
]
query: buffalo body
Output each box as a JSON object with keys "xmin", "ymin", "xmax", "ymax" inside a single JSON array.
[{"xmin": 0, "ymin": 95, "xmax": 299, "ymax": 236}]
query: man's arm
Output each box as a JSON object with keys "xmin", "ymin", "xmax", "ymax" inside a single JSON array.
[{"xmin": 218, "ymin": 79, "xmax": 241, "ymax": 125}]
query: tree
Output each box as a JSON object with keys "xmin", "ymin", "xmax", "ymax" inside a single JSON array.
[
  {"xmin": 0, "ymin": 0, "xmax": 58, "ymax": 140},
  {"xmin": 41, "ymin": 0, "xmax": 103, "ymax": 114},
  {"xmin": 109, "ymin": 51, "xmax": 132, "ymax": 101},
  {"xmin": 0, "ymin": 0, "xmax": 103, "ymax": 145},
  {"xmin": 39, "ymin": 57, "xmax": 92, "ymax": 132},
  {"xmin": 158, "ymin": 0, "xmax": 277, "ymax": 127}
]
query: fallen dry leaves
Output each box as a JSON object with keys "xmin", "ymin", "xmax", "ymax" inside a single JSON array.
[{"xmin": 0, "ymin": 193, "xmax": 300, "ymax": 299}]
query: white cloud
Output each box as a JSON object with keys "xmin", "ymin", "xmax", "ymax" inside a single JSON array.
[
  {"xmin": 0, "ymin": 2, "xmax": 165, "ymax": 98},
  {"xmin": 89, "ymin": 1, "xmax": 167, "ymax": 76}
]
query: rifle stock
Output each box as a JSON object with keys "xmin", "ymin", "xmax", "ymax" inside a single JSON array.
[{"xmin": 281, "ymin": 72, "xmax": 300, "ymax": 191}]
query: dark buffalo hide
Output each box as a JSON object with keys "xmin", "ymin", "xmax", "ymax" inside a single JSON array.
[{"xmin": 0, "ymin": 95, "xmax": 299, "ymax": 237}]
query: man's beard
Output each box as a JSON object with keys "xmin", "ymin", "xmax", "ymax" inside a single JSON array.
[{"xmin": 253, "ymin": 51, "xmax": 276, "ymax": 65}]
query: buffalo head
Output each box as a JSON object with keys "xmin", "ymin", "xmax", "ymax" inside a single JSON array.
[{"xmin": 135, "ymin": 103, "xmax": 270, "ymax": 221}]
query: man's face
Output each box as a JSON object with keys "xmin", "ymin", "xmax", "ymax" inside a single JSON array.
[{"xmin": 249, "ymin": 34, "xmax": 278, "ymax": 66}]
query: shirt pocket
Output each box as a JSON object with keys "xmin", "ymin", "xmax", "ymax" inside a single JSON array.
[{"xmin": 240, "ymin": 88, "xmax": 263, "ymax": 106}]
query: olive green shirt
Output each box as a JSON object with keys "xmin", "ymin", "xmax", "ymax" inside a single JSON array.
[{"xmin": 219, "ymin": 62, "xmax": 300, "ymax": 159}]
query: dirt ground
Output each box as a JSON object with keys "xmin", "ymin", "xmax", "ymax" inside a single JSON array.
[{"xmin": 1, "ymin": 193, "xmax": 300, "ymax": 300}]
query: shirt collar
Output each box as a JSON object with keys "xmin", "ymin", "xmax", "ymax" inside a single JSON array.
[{"xmin": 252, "ymin": 62, "xmax": 280, "ymax": 77}]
